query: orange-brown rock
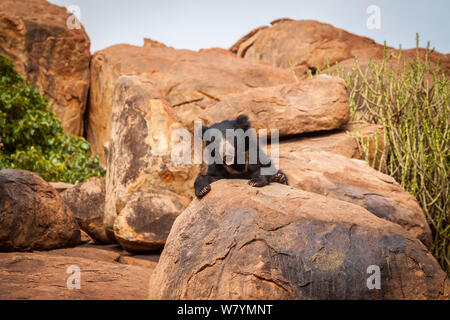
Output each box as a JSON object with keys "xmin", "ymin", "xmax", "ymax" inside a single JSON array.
[
  {"xmin": 118, "ymin": 254, "xmax": 159, "ymax": 270},
  {"xmin": 276, "ymin": 121, "xmax": 387, "ymax": 168},
  {"xmin": 0, "ymin": 0, "xmax": 90, "ymax": 135},
  {"xmin": 198, "ymin": 47, "xmax": 236, "ymax": 57},
  {"xmin": 49, "ymin": 182, "xmax": 74, "ymax": 193},
  {"xmin": 79, "ymin": 230, "xmax": 92, "ymax": 244},
  {"xmin": 113, "ymin": 189, "xmax": 190, "ymax": 252},
  {"xmin": 230, "ymin": 19, "xmax": 449, "ymax": 78},
  {"xmin": 87, "ymin": 43, "xmax": 293, "ymax": 164},
  {"xmin": 230, "ymin": 19, "xmax": 385, "ymax": 77},
  {"xmin": 46, "ymin": 243, "xmax": 160, "ymax": 270},
  {"xmin": 61, "ymin": 177, "xmax": 110, "ymax": 244},
  {"xmin": 275, "ymin": 150, "xmax": 431, "ymax": 247},
  {"xmin": 0, "ymin": 249, "xmax": 152, "ymax": 299},
  {"xmin": 0, "ymin": 169, "xmax": 81, "ymax": 251},
  {"xmin": 149, "ymin": 180, "xmax": 447, "ymax": 300},
  {"xmin": 143, "ymin": 37, "xmax": 167, "ymax": 48},
  {"xmin": 200, "ymin": 75, "xmax": 349, "ymax": 136},
  {"xmin": 103, "ymin": 75, "xmax": 199, "ymax": 242}
]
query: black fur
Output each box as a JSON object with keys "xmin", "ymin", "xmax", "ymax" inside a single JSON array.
[{"xmin": 194, "ymin": 115, "xmax": 288, "ymax": 198}]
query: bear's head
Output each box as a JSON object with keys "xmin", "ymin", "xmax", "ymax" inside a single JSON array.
[{"xmin": 200, "ymin": 115, "xmax": 253, "ymax": 166}]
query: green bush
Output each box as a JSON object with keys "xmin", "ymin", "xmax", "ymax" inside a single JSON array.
[
  {"xmin": 328, "ymin": 37, "xmax": 449, "ymax": 274},
  {"xmin": 0, "ymin": 54, "xmax": 105, "ymax": 184}
]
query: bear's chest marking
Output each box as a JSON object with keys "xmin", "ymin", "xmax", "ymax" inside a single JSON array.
[{"xmin": 224, "ymin": 151, "xmax": 249, "ymax": 175}]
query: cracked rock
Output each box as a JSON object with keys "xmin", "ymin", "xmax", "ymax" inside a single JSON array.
[{"xmin": 149, "ymin": 180, "xmax": 447, "ymax": 300}]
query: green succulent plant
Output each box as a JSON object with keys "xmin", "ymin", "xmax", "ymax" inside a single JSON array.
[{"xmin": 0, "ymin": 54, "xmax": 105, "ymax": 184}]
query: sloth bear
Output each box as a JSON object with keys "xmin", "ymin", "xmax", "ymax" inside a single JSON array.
[{"xmin": 194, "ymin": 114, "xmax": 288, "ymax": 198}]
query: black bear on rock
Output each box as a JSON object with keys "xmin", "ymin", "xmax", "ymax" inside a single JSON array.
[{"xmin": 194, "ymin": 114, "xmax": 288, "ymax": 198}]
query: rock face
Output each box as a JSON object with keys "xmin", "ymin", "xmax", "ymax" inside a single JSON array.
[
  {"xmin": 0, "ymin": 169, "xmax": 81, "ymax": 251},
  {"xmin": 149, "ymin": 180, "xmax": 448, "ymax": 300},
  {"xmin": 60, "ymin": 177, "xmax": 110, "ymax": 244},
  {"xmin": 118, "ymin": 254, "xmax": 159, "ymax": 269},
  {"xmin": 276, "ymin": 121, "xmax": 387, "ymax": 167},
  {"xmin": 103, "ymin": 75, "xmax": 199, "ymax": 242},
  {"xmin": 0, "ymin": 0, "xmax": 90, "ymax": 135},
  {"xmin": 230, "ymin": 19, "xmax": 450, "ymax": 78},
  {"xmin": 87, "ymin": 43, "xmax": 293, "ymax": 164},
  {"xmin": 230, "ymin": 19, "xmax": 384, "ymax": 77},
  {"xmin": 274, "ymin": 150, "xmax": 432, "ymax": 247},
  {"xmin": 113, "ymin": 189, "xmax": 189, "ymax": 252},
  {"xmin": 44, "ymin": 243, "xmax": 160, "ymax": 271},
  {"xmin": 0, "ymin": 250, "xmax": 152, "ymax": 299},
  {"xmin": 200, "ymin": 75, "xmax": 349, "ymax": 136},
  {"xmin": 49, "ymin": 182, "xmax": 74, "ymax": 193}
]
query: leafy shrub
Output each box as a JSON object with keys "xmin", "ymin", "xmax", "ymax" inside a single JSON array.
[
  {"xmin": 0, "ymin": 54, "xmax": 105, "ymax": 184},
  {"xmin": 327, "ymin": 37, "xmax": 449, "ymax": 274}
]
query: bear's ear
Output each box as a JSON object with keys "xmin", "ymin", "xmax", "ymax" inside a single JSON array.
[{"xmin": 235, "ymin": 114, "xmax": 250, "ymax": 130}]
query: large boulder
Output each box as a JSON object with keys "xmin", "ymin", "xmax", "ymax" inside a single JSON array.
[
  {"xmin": 276, "ymin": 121, "xmax": 387, "ymax": 168},
  {"xmin": 60, "ymin": 177, "xmax": 110, "ymax": 244},
  {"xmin": 200, "ymin": 75, "xmax": 349, "ymax": 136},
  {"xmin": 0, "ymin": 169, "xmax": 81, "ymax": 251},
  {"xmin": 87, "ymin": 43, "xmax": 293, "ymax": 163},
  {"xmin": 149, "ymin": 180, "xmax": 448, "ymax": 300},
  {"xmin": 274, "ymin": 150, "xmax": 431, "ymax": 247},
  {"xmin": 103, "ymin": 75, "xmax": 198, "ymax": 242},
  {"xmin": 230, "ymin": 19, "xmax": 450, "ymax": 78},
  {"xmin": 230, "ymin": 19, "xmax": 385, "ymax": 77},
  {"xmin": 0, "ymin": 0, "xmax": 90, "ymax": 135},
  {"xmin": 113, "ymin": 189, "xmax": 190, "ymax": 252}
]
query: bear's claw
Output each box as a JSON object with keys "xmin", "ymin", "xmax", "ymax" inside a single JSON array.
[
  {"xmin": 248, "ymin": 179, "xmax": 268, "ymax": 187},
  {"xmin": 272, "ymin": 171, "xmax": 288, "ymax": 185},
  {"xmin": 196, "ymin": 185, "xmax": 211, "ymax": 198}
]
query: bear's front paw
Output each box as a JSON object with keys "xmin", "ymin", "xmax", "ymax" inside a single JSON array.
[
  {"xmin": 272, "ymin": 171, "xmax": 288, "ymax": 185},
  {"xmin": 195, "ymin": 184, "xmax": 211, "ymax": 198},
  {"xmin": 248, "ymin": 178, "xmax": 269, "ymax": 187}
]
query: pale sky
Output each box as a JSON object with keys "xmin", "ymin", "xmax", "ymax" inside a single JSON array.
[{"xmin": 48, "ymin": 0, "xmax": 450, "ymax": 54}]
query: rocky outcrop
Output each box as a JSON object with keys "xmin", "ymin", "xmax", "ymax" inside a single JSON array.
[
  {"xmin": 200, "ymin": 75, "xmax": 349, "ymax": 136},
  {"xmin": 79, "ymin": 230, "xmax": 92, "ymax": 244},
  {"xmin": 198, "ymin": 47, "xmax": 236, "ymax": 57},
  {"xmin": 230, "ymin": 19, "xmax": 385, "ymax": 77},
  {"xmin": 149, "ymin": 180, "xmax": 447, "ymax": 300},
  {"xmin": 230, "ymin": 19, "xmax": 450, "ymax": 78},
  {"xmin": 0, "ymin": 169, "xmax": 81, "ymax": 251},
  {"xmin": 0, "ymin": 250, "xmax": 152, "ymax": 299},
  {"xmin": 276, "ymin": 121, "xmax": 387, "ymax": 167},
  {"xmin": 87, "ymin": 43, "xmax": 293, "ymax": 163},
  {"xmin": 49, "ymin": 182, "xmax": 74, "ymax": 193},
  {"xmin": 113, "ymin": 189, "xmax": 190, "ymax": 252},
  {"xmin": 103, "ymin": 75, "xmax": 199, "ymax": 242},
  {"xmin": 118, "ymin": 254, "xmax": 159, "ymax": 269},
  {"xmin": 0, "ymin": 0, "xmax": 90, "ymax": 135},
  {"xmin": 275, "ymin": 149, "xmax": 432, "ymax": 247},
  {"xmin": 60, "ymin": 177, "xmax": 110, "ymax": 244},
  {"xmin": 45, "ymin": 243, "xmax": 160, "ymax": 270}
]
